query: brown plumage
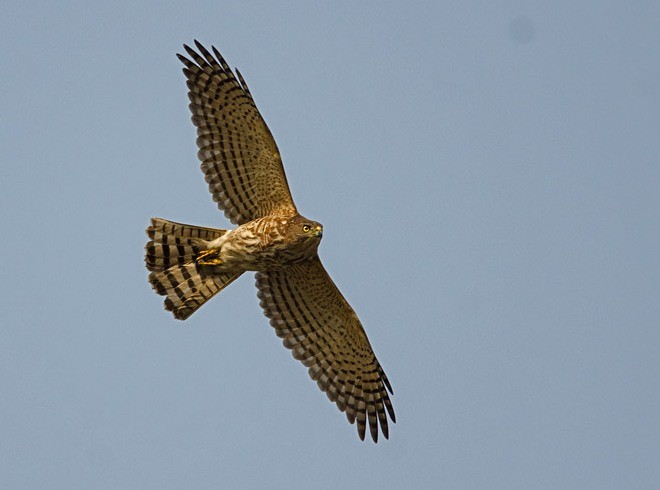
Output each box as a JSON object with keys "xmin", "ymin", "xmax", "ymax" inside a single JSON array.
[{"xmin": 145, "ymin": 41, "xmax": 395, "ymax": 442}]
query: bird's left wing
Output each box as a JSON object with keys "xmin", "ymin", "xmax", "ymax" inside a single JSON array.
[{"xmin": 255, "ymin": 258, "xmax": 395, "ymax": 442}]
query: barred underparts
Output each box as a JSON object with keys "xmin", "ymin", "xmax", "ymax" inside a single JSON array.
[{"xmin": 145, "ymin": 41, "xmax": 395, "ymax": 442}]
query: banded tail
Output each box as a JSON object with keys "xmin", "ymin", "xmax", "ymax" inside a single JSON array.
[{"xmin": 145, "ymin": 218, "xmax": 242, "ymax": 320}]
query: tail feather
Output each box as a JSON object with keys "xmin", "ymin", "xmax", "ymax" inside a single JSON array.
[
  {"xmin": 145, "ymin": 218, "xmax": 242, "ymax": 320},
  {"xmin": 149, "ymin": 265, "xmax": 240, "ymax": 320},
  {"xmin": 146, "ymin": 218, "xmax": 227, "ymax": 272}
]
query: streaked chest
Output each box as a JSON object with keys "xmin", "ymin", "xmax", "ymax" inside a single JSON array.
[{"xmin": 219, "ymin": 218, "xmax": 293, "ymax": 270}]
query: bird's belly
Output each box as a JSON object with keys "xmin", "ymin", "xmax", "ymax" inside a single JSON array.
[{"xmin": 218, "ymin": 241, "xmax": 302, "ymax": 272}]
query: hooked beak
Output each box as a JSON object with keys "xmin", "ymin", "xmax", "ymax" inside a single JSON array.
[{"xmin": 314, "ymin": 226, "xmax": 323, "ymax": 238}]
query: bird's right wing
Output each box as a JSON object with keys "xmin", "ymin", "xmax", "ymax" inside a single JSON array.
[{"xmin": 178, "ymin": 41, "xmax": 297, "ymax": 225}]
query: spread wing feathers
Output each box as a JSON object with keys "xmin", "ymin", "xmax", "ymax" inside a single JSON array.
[
  {"xmin": 145, "ymin": 218, "xmax": 242, "ymax": 320},
  {"xmin": 177, "ymin": 41, "xmax": 297, "ymax": 225},
  {"xmin": 255, "ymin": 259, "xmax": 395, "ymax": 442}
]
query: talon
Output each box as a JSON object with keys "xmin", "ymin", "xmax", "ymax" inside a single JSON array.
[{"xmin": 196, "ymin": 249, "xmax": 223, "ymax": 265}]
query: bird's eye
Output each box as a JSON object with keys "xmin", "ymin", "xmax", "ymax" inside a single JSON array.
[{"xmin": 302, "ymin": 224, "xmax": 311, "ymax": 232}]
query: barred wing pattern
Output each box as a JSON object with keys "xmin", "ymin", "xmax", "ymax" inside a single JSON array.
[
  {"xmin": 256, "ymin": 259, "xmax": 395, "ymax": 442},
  {"xmin": 178, "ymin": 41, "xmax": 297, "ymax": 225}
]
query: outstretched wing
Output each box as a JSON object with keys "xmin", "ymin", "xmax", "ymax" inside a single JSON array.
[
  {"xmin": 255, "ymin": 258, "xmax": 395, "ymax": 442},
  {"xmin": 178, "ymin": 41, "xmax": 297, "ymax": 225}
]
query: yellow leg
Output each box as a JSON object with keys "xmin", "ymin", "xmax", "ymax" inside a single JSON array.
[{"xmin": 196, "ymin": 249, "xmax": 223, "ymax": 265}]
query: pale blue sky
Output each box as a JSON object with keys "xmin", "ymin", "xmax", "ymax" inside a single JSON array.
[{"xmin": 1, "ymin": 1, "xmax": 659, "ymax": 489}]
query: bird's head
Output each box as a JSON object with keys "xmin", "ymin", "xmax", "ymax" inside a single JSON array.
[{"xmin": 287, "ymin": 214, "xmax": 323, "ymax": 244}]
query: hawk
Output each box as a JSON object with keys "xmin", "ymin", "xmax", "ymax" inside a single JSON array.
[{"xmin": 145, "ymin": 41, "xmax": 395, "ymax": 442}]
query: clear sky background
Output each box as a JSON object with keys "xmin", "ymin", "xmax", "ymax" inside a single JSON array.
[{"xmin": 1, "ymin": 1, "xmax": 659, "ymax": 489}]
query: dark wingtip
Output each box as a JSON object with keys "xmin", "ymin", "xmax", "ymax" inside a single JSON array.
[
  {"xmin": 183, "ymin": 43, "xmax": 198, "ymax": 60},
  {"xmin": 357, "ymin": 417, "xmax": 367, "ymax": 441}
]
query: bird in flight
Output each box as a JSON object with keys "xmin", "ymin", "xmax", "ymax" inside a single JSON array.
[{"xmin": 145, "ymin": 41, "xmax": 395, "ymax": 442}]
